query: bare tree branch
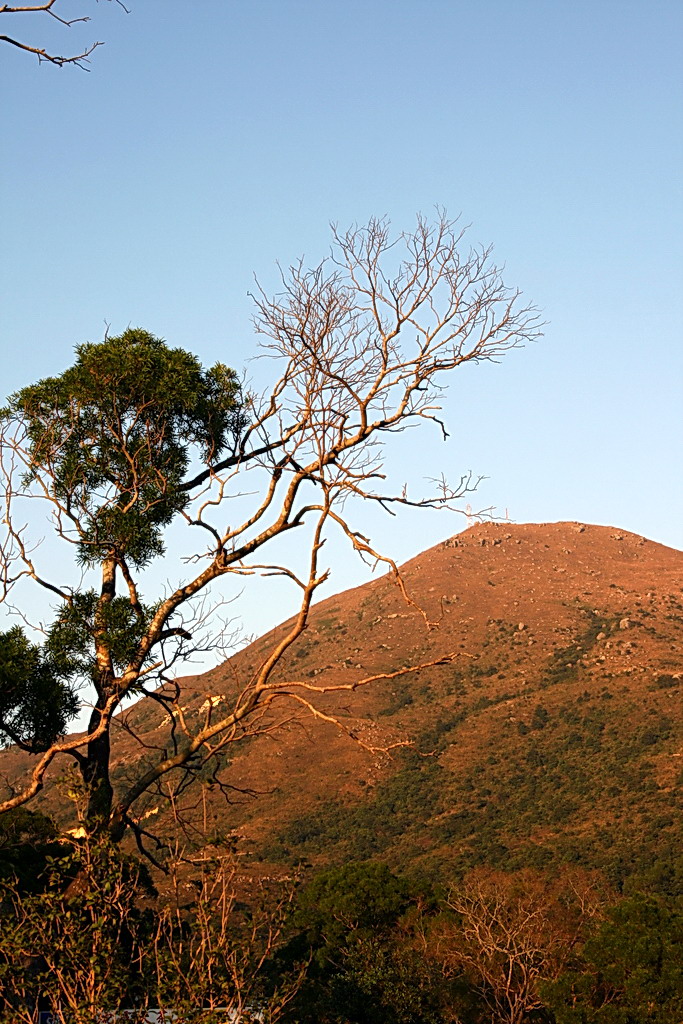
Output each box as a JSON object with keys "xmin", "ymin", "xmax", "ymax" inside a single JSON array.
[
  {"xmin": 0, "ymin": 0, "xmax": 129, "ymax": 69},
  {"xmin": 0, "ymin": 215, "xmax": 542, "ymax": 854}
]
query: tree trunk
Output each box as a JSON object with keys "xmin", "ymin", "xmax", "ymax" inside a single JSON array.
[{"xmin": 83, "ymin": 696, "xmax": 114, "ymax": 830}]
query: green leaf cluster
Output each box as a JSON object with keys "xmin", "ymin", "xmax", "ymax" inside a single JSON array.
[
  {"xmin": 0, "ymin": 806, "xmax": 60, "ymax": 892},
  {"xmin": 0, "ymin": 625, "xmax": 78, "ymax": 751},
  {"xmin": 5, "ymin": 328, "xmax": 245, "ymax": 567},
  {"xmin": 279, "ymin": 862, "xmax": 451, "ymax": 1024},
  {"xmin": 45, "ymin": 590, "xmax": 159, "ymax": 680},
  {"xmin": 543, "ymin": 894, "xmax": 683, "ymax": 1023},
  {"xmin": 294, "ymin": 861, "xmax": 411, "ymax": 962},
  {"xmin": 0, "ymin": 838, "xmax": 151, "ymax": 1021}
]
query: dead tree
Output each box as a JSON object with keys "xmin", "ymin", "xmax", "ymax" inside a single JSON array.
[
  {"xmin": 441, "ymin": 869, "xmax": 608, "ymax": 1024},
  {"xmin": 0, "ymin": 213, "xmax": 541, "ymax": 856}
]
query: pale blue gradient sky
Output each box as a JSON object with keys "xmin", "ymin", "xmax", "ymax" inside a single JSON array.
[{"xmin": 1, "ymin": 1, "xmax": 682, "ymax": 661}]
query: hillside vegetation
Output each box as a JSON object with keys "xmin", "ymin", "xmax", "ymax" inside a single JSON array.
[{"xmin": 3, "ymin": 521, "xmax": 680, "ymax": 896}]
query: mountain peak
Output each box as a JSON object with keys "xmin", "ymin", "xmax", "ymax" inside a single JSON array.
[{"xmin": 2, "ymin": 523, "xmax": 681, "ymax": 889}]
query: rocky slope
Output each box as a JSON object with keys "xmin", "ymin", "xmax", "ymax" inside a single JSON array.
[{"xmin": 3, "ymin": 521, "xmax": 682, "ymax": 888}]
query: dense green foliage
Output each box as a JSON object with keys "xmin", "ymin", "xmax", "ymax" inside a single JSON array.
[
  {"xmin": 5, "ymin": 328, "xmax": 243, "ymax": 568},
  {"xmin": 0, "ymin": 625, "xmax": 78, "ymax": 750},
  {"xmin": 44, "ymin": 589, "xmax": 159, "ymax": 682},
  {"xmin": 277, "ymin": 862, "xmax": 461, "ymax": 1024},
  {"xmin": 279, "ymin": 863, "xmax": 683, "ymax": 1024},
  {"xmin": 544, "ymin": 894, "xmax": 683, "ymax": 1023},
  {"xmin": 0, "ymin": 806, "xmax": 61, "ymax": 892},
  {"xmin": 1, "ymin": 845, "xmax": 681, "ymax": 1023},
  {"xmin": 293, "ymin": 861, "xmax": 412, "ymax": 965}
]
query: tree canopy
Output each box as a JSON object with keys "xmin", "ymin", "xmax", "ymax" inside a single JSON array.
[
  {"xmin": 0, "ymin": 625, "xmax": 77, "ymax": 752},
  {"xmin": 6, "ymin": 328, "xmax": 243, "ymax": 568}
]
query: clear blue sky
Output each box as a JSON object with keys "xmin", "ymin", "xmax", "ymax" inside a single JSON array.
[{"xmin": 2, "ymin": 1, "xmax": 682, "ymax": 653}]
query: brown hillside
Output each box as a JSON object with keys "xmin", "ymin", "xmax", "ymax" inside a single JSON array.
[{"xmin": 2, "ymin": 521, "xmax": 682, "ymax": 886}]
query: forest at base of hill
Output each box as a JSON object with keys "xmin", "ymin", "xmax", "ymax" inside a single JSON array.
[{"xmin": 1, "ymin": 809, "xmax": 682, "ymax": 1024}]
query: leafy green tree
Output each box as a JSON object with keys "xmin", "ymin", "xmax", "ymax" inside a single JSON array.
[
  {"xmin": 10, "ymin": 327, "xmax": 241, "ymax": 568},
  {"xmin": 280, "ymin": 862, "xmax": 460, "ymax": 1024},
  {"xmin": 294, "ymin": 861, "xmax": 411, "ymax": 963},
  {"xmin": 543, "ymin": 893, "xmax": 683, "ymax": 1024},
  {"xmin": 1, "ymin": 327, "xmax": 243, "ymax": 831},
  {"xmin": 339, "ymin": 936, "xmax": 457, "ymax": 1024},
  {"xmin": 0, "ymin": 805, "xmax": 61, "ymax": 893},
  {"xmin": 0, "ymin": 625, "xmax": 77, "ymax": 752},
  {"xmin": 0, "ymin": 217, "xmax": 538, "ymax": 854}
]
